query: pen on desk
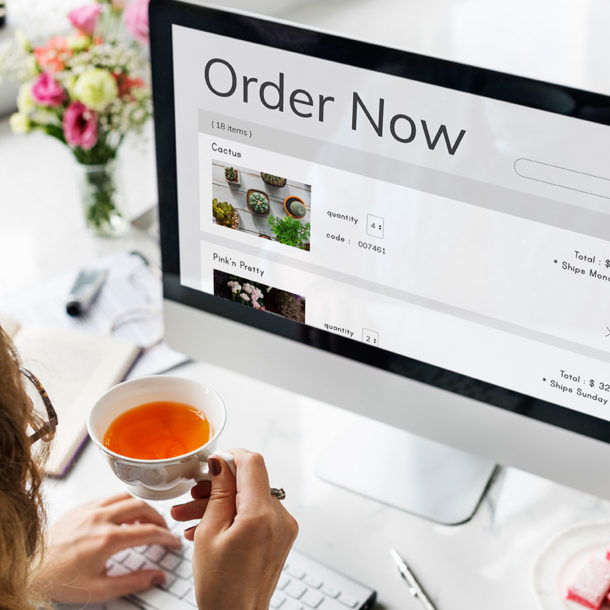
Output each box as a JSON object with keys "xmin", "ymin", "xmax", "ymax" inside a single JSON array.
[
  {"xmin": 66, "ymin": 267, "xmax": 108, "ymax": 317},
  {"xmin": 390, "ymin": 548, "xmax": 438, "ymax": 610}
]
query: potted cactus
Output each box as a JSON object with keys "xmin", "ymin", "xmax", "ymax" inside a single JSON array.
[
  {"xmin": 247, "ymin": 189, "xmax": 270, "ymax": 215},
  {"xmin": 224, "ymin": 166, "xmax": 240, "ymax": 185},
  {"xmin": 212, "ymin": 198, "xmax": 239, "ymax": 229},
  {"xmin": 261, "ymin": 173, "xmax": 287, "ymax": 187},
  {"xmin": 284, "ymin": 195, "xmax": 307, "ymax": 219}
]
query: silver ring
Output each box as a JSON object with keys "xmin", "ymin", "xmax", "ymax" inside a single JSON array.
[{"xmin": 271, "ymin": 487, "xmax": 286, "ymax": 500}]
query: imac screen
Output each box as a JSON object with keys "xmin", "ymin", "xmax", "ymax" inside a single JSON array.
[{"xmin": 152, "ymin": 3, "xmax": 610, "ymax": 443}]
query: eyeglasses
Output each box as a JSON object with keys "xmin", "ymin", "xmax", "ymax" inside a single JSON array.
[{"xmin": 20, "ymin": 367, "xmax": 58, "ymax": 445}]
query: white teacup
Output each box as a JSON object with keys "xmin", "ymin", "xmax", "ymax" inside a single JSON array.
[{"xmin": 88, "ymin": 375, "xmax": 232, "ymax": 500}]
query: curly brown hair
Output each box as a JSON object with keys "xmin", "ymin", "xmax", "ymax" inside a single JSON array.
[{"xmin": 0, "ymin": 326, "xmax": 49, "ymax": 609}]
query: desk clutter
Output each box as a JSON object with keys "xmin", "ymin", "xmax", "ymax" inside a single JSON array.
[{"xmin": 0, "ymin": 251, "xmax": 187, "ymax": 476}]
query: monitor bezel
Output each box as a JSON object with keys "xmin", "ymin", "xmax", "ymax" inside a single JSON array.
[{"xmin": 150, "ymin": 0, "xmax": 610, "ymax": 445}]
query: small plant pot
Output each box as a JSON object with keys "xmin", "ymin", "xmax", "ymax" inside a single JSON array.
[
  {"xmin": 284, "ymin": 195, "xmax": 307, "ymax": 219},
  {"xmin": 261, "ymin": 173, "xmax": 287, "ymax": 187},
  {"xmin": 213, "ymin": 211, "xmax": 239, "ymax": 229},
  {"xmin": 224, "ymin": 167, "xmax": 240, "ymax": 185},
  {"xmin": 247, "ymin": 189, "xmax": 270, "ymax": 215},
  {"xmin": 230, "ymin": 212, "xmax": 240, "ymax": 229},
  {"xmin": 212, "ymin": 198, "xmax": 240, "ymax": 229}
]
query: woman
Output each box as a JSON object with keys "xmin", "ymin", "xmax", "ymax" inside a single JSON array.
[{"xmin": 0, "ymin": 326, "xmax": 298, "ymax": 609}]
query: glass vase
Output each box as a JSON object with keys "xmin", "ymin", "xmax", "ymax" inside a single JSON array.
[{"xmin": 75, "ymin": 160, "xmax": 127, "ymax": 237}]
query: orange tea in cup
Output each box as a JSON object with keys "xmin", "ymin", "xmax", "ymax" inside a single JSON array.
[{"xmin": 103, "ymin": 401, "xmax": 211, "ymax": 460}]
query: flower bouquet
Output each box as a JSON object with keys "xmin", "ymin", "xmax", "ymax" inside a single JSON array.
[
  {"xmin": 0, "ymin": 0, "xmax": 151, "ymax": 236},
  {"xmin": 226, "ymin": 278, "xmax": 267, "ymax": 311}
]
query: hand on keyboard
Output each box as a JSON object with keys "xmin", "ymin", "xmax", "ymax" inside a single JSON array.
[
  {"xmin": 170, "ymin": 449, "xmax": 299, "ymax": 610},
  {"xmin": 33, "ymin": 492, "xmax": 182, "ymax": 604}
]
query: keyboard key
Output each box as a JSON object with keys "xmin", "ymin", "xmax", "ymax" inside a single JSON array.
[
  {"xmin": 287, "ymin": 567, "xmax": 306, "ymax": 580},
  {"xmin": 145, "ymin": 545, "xmax": 166, "ymax": 562},
  {"xmin": 338, "ymin": 594, "xmax": 359, "ymax": 608},
  {"xmin": 285, "ymin": 581, "xmax": 307, "ymax": 600},
  {"xmin": 184, "ymin": 588, "xmax": 198, "ymax": 607},
  {"xmin": 159, "ymin": 552, "xmax": 181, "ymax": 571},
  {"xmin": 158, "ymin": 571, "xmax": 176, "ymax": 590},
  {"xmin": 277, "ymin": 574, "xmax": 291, "ymax": 590},
  {"xmin": 135, "ymin": 584, "xmax": 185, "ymax": 608},
  {"xmin": 270, "ymin": 590, "xmax": 287, "ymax": 608},
  {"xmin": 281, "ymin": 599, "xmax": 307, "ymax": 610},
  {"xmin": 301, "ymin": 589, "xmax": 324, "ymax": 608},
  {"xmin": 169, "ymin": 577, "xmax": 191, "ymax": 598},
  {"xmin": 175, "ymin": 559, "xmax": 192, "ymax": 579},
  {"xmin": 112, "ymin": 548, "xmax": 130, "ymax": 563},
  {"xmin": 106, "ymin": 562, "xmax": 130, "ymax": 577},
  {"xmin": 134, "ymin": 545, "xmax": 149, "ymax": 553},
  {"xmin": 123, "ymin": 553, "xmax": 145, "ymax": 571},
  {"xmin": 142, "ymin": 560, "xmax": 160, "ymax": 572},
  {"xmin": 303, "ymin": 574, "xmax": 323, "ymax": 589},
  {"xmin": 321, "ymin": 584, "xmax": 341, "ymax": 598}
]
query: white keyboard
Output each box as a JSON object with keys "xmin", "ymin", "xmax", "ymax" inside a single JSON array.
[{"xmin": 107, "ymin": 510, "xmax": 377, "ymax": 610}]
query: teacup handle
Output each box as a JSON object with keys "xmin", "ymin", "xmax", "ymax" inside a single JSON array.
[{"xmin": 196, "ymin": 450, "xmax": 236, "ymax": 482}]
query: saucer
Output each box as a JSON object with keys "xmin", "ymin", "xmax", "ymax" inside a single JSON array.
[{"xmin": 533, "ymin": 522, "xmax": 610, "ymax": 610}]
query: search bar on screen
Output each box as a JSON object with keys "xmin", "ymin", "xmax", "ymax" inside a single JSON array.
[{"xmin": 514, "ymin": 158, "xmax": 610, "ymax": 199}]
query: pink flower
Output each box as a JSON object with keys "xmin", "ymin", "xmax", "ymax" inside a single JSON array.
[
  {"xmin": 63, "ymin": 101, "xmax": 98, "ymax": 150},
  {"xmin": 123, "ymin": 0, "xmax": 149, "ymax": 44},
  {"xmin": 240, "ymin": 293, "xmax": 250, "ymax": 302},
  {"xmin": 227, "ymin": 281, "xmax": 241, "ymax": 294},
  {"xmin": 68, "ymin": 4, "xmax": 102, "ymax": 36},
  {"xmin": 31, "ymin": 72, "xmax": 66, "ymax": 107}
]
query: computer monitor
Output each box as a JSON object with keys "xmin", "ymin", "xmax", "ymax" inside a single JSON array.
[{"xmin": 150, "ymin": 0, "xmax": 610, "ymax": 524}]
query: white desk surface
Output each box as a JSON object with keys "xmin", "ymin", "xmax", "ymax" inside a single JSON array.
[{"xmin": 2, "ymin": 2, "xmax": 610, "ymax": 608}]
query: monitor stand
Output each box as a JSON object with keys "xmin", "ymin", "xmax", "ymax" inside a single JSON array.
[{"xmin": 315, "ymin": 417, "xmax": 498, "ymax": 525}]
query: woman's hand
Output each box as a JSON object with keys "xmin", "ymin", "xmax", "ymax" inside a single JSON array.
[
  {"xmin": 171, "ymin": 449, "xmax": 299, "ymax": 610},
  {"xmin": 33, "ymin": 492, "xmax": 182, "ymax": 603}
]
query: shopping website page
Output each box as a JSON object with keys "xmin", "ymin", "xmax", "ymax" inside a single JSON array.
[{"xmin": 172, "ymin": 24, "xmax": 610, "ymax": 421}]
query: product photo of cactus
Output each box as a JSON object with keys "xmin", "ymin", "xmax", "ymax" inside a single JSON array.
[
  {"xmin": 224, "ymin": 166, "xmax": 240, "ymax": 183},
  {"xmin": 212, "ymin": 198, "xmax": 239, "ymax": 229},
  {"xmin": 212, "ymin": 161, "xmax": 311, "ymax": 249},
  {"xmin": 248, "ymin": 190, "xmax": 270, "ymax": 215},
  {"xmin": 261, "ymin": 173, "xmax": 287, "ymax": 187},
  {"xmin": 284, "ymin": 196, "xmax": 307, "ymax": 219}
]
